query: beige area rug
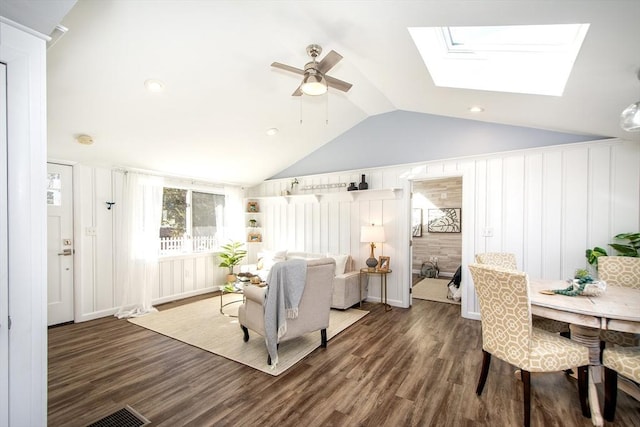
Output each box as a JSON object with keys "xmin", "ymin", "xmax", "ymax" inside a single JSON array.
[
  {"xmin": 128, "ymin": 294, "xmax": 369, "ymax": 376},
  {"xmin": 413, "ymin": 277, "xmax": 460, "ymax": 305}
]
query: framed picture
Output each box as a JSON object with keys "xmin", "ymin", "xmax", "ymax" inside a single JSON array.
[
  {"xmin": 248, "ymin": 233, "xmax": 262, "ymax": 242},
  {"xmin": 412, "ymin": 208, "xmax": 423, "ymax": 237},
  {"xmin": 427, "ymin": 208, "xmax": 461, "ymax": 233},
  {"xmin": 247, "ymin": 201, "xmax": 259, "ymax": 212},
  {"xmin": 378, "ymin": 256, "xmax": 390, "ymax": 272}
]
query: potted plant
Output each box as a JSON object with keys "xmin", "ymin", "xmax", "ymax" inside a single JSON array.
[
  {"xmin": 586, "ymin": 232, "xmax": 640, "ymax": 269},
  {"xmin": 218, "ymin": 240, "xmax": 247, "ymax": 283}
]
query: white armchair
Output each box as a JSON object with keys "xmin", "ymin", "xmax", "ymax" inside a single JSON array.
[{"xmin": 238, "ymin": 258, "xmax": 336, "ymax": 365}]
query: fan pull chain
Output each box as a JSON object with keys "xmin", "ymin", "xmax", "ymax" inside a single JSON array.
[
  {"xmin": 300, "ymin": 96, "xmax": 303, "ymax": 124},
  {"xmin": 326, "ymin": 91, "xmax": 329, "ymax": 125}
]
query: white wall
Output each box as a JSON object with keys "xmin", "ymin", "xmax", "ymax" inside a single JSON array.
[
  {"xmin": 1, "ymin": 19, "xmax": 48, "ymax": 427},
  {"xmin": 72, "ymin": 166, "xmax": 230, "ymax": 322},
  {"xmin": 248, "ymin": 139, "xmax": 640, "ymax": 319}
]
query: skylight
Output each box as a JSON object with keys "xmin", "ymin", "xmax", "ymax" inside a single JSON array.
[{"xmin": 408, "ymin": 24, "xmax": 590, "ymax": 96}]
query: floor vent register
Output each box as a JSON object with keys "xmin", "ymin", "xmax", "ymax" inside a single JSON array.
[{"xmin": 86, "ymin": 405, "xmax": 150, "ymax": 427}]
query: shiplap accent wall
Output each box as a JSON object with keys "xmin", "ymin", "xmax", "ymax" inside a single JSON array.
[
  {"xmin": 69, "ymin": 139, "xmax": 639, "ymax": 322},
  {"xmin": 247, "ymin": 139, "xmax": 640, "ymax": 320},
  {"xmin": 73, "ymin": 166, "xmax": 228, "ymax": 322}
]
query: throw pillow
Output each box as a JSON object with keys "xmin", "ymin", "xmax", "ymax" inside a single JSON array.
[
  {"xmin": 260, "ymin": 249, "xmax": 288, "ymax": 271},
  {"xmin": 327, "ymin": 253, "xmax": 349, "ymax": 276}
]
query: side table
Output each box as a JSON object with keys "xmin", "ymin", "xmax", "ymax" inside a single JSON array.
[{"xmin": 359, "ymin": 268, "xmax": 392, "ymax": 311}]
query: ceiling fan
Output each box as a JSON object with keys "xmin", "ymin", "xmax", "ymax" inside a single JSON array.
[{"xmin": 271, "ymin": 44, "xmax": 353, "ymax": 96}]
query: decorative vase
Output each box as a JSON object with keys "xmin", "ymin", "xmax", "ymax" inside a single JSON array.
[
  {"xmin": 347, "ymin": 182, "xmax": 357, "ymax": 191},
  {"xmin": 358, "ymin": 174, "xmax": 368, "ymax": 190}
]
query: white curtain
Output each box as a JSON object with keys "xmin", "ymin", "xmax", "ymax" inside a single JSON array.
[
  {"xmin": 115, "ymin": 172, "xmax": 164, "ymax": 318},
  {"xmin": 223, "ymin": 185, "xmax": 244, "ymax": 243}
]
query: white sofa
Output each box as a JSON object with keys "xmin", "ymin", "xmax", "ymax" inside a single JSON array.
[{"xmin": 240, "ymin": 250, "xmax": 366, "ymax": 309}]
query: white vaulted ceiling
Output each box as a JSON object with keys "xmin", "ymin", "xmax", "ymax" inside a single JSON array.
[{"xmin": 8, "ymin": 1, "xmax": 640, "ymax": 185}]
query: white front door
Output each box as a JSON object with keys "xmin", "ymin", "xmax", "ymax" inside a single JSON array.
[{"xmin": 47, "ymin": 163, "xmax": 74, "ymax": 325}]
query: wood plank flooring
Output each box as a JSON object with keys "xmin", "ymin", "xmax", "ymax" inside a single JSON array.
[{"xmin": 48, "ymin": 295, "xmax": 639, "ymax": 426}]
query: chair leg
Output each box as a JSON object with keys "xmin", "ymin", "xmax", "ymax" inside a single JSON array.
[
  {"xmin": 577, "ymin": 365, "xmax": 590, "ymax": 418},
  {"xmin": 241, "ymin": 325, "xmax": 249, "ymax": 342},
  {"xmin": 522, "ymin": 370, "xmax": 531, "ymax": 427},
  {"xmin": 476, "ymin": 350, "xmax": 491, "ymax": 395},
  {"xmin": 603, "ymin": 366, "xmax": 618, "ymax": 422},
  {"xmin": 320, "ymin": 329, "xmax": 327, "ymax": 348}
]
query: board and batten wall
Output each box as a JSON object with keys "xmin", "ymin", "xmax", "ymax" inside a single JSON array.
[
  {"xmin": 72, "ymin": 165, "xmax": 228, "ymax": 322},
  {"xmin": 247, "ymin": 139, "xmax": 640, "ymax": 320}
]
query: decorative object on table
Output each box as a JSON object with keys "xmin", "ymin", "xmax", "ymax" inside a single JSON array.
[
  {"xmin": 248, "ymin": 218, "xmax": 258, "ymax": 227},
  {"xmin": 218, "ymin": 240, "xmax": 247, "ymax": 283},
  {"xmin": 550, "ymin": 269, "xmax": 607, "ymax": 296},
  {"xmin": 412, "ymin": 208, "xmax": 423, "ymax": 237},
  {"xmin": 358, "ymin": 174, "xmax": 368, "ymax": 190},
  {"xmin": 360, "ymin": 224, "xmax": 385, "ymax": 270},
  {"xmin": 427, "ymin": 208, "xmax": 461, "ymax": 233},
  {"xmin": 347, "ymin": 182, "xmax": 357, "ymax": 191},
  {"xmin": 586, "ymin": 232, "xmax": 639, "ymax": 269},
  {"xmin": 377, "ymin": 256, "xmax": 390, "ymax": 272},
  {"xmin": 248, "ymin": 233, "xmax": 262, "ymax": 242},
  {"xmin": 247, "ymin": 201, "xmax": 259, "ymax": 212}
]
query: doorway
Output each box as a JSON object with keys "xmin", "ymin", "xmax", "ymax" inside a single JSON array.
[
  {"xmin": 410, "ymin": 177, "xmax": 462, "ymax": 305},
  {"xmin": 47, "ymin": 163, "xmax": 74, "ymax": 325}
]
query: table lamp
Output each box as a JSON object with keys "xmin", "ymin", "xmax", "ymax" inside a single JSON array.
[{"xmin": 361, "ymin": 224, "xmax": 385, "ymax": 270}]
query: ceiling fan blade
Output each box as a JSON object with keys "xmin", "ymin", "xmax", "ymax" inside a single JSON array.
[
  {"xmin": 317, "ymin": 50, "xmax": 343, "ymax": 74},
  {"xmin": 292, "ymin": 85, "xmax": 303, "ymax": 96},
  {"xmin": 271, "ymin": 62, "xmax": 305, "ymax": 75},
  {"xmin": 325, "ymin": 75, "xmax": 352, "ymax": 92}
]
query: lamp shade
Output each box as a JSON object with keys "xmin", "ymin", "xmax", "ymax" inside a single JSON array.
[
  {"xmin": 620, "ymin": 101, "xmax": 640, "ymax": 132},
  {"xmin": 361, "ymin": 225, "xmax": 385, "ymax": 243}
]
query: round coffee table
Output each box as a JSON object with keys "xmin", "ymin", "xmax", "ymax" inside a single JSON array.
[{"xmin": 219, "ymin": 282, "xmax": 245, "ymax": 317}]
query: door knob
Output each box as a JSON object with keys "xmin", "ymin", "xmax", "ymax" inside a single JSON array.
[{"xmin": 57, "ymin": 249, "xmax": 73, "ymax": 256}]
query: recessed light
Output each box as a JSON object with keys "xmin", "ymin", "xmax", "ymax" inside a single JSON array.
[
  {"xmin": 266, "ymin": 128, "xmax": 279, "ymax": 136},
  {"xmin": 144, "ymin": 79, "xmax": 165, "ymax": 92},
  {"xmin": 469, "ymin": 106, "xmax": 484, "ymax": 113}
]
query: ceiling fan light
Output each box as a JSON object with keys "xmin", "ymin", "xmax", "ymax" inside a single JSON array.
[
  {"xmin": 620, "ymin": 101, "xmax": 640, "ymax": 132},
  {"xmin": 301, "ymin": 71, "xmax": 327, "ymax": 96}
]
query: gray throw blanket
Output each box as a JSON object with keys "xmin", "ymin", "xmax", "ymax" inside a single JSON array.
[{"xmin": 264, "ymin": 259, "xmax": 307, "ymax": 367}]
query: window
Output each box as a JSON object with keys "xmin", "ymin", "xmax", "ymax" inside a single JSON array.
[
  {"xmin": 408, "ymin": 24, "xmax": 590, "ymax": 96},
  {"xmin": 159, "ymin": 187, "xmax": 225, "ymax": 254}
]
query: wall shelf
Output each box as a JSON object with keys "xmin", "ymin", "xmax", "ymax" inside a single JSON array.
[{"xmin": 248, "ymin": 188, "xmax": 402, "ymax": 204}]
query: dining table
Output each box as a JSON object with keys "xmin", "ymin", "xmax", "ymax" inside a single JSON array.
[{"xmin": 529, "ymin": 278, "xmax": 640, "ymax": 426}]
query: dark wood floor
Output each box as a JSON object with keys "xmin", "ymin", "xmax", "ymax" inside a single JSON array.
[{"xmin": 48, "ymin": 295, "xmax": 639, "ymax": 427}]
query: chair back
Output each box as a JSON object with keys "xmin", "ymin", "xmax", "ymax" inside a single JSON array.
[
  {"xmin": 598, "ymin": 256, "xmax": 640, "ymax": 289},
  {"xmin": 469, "ymin": 263, "xmax": 532, "ymax": 367},
  {"xmin": 281, "ymin": 257, "xmax": 336, "ymax": 339},
  {"xmin": 475, "ymin": 252, "xmax": 518, "ymax": 270}
]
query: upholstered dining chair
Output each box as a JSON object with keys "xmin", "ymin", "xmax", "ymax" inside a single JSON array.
[
  {"xmin": 602, "ymin": 346, "xmax": 640, "ymax": 421},
  {"xmin": 468, "ymin": 263, "xmax": 590, "ymax": 427},
  {"xmin": 474, "ymin": 252, "xmax": 571, "ymax": 336},
  {"xmin": 598, "ymin": 256, "xmax": 640, "ymax": 348}
]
